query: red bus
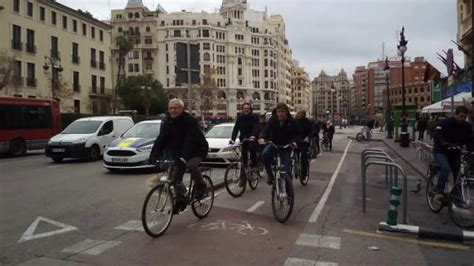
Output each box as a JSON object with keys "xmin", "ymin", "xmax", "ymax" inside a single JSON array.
[{"xmin": 0, "ymin": 97, "xmax": 61, "ymax": 156}]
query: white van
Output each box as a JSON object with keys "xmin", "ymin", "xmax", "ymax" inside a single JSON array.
[{"xmin": 45, "ymin": 116, "xmax": 134, "ymax": 162}]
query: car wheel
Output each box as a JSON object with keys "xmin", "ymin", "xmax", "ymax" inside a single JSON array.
[
  {"xmin": 89, "ymin": 145, "xmax": 101, "ymax": 161},
  {"xmin": 9, "ymin": 138, "xmax": 26, "ymax": 157},
  {"xmin": 52, "ymin": 157, "xmax": 63, "ymax": 163}
]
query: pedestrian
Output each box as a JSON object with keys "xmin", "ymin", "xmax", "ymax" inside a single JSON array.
[
  {"xmin": 417, "ymin": 116, "xmax": 427, "ymax": 141},
  {"xmin": 325, "ymin": 122, "xmax": 335, "ymax": 151},
  {"xmin": 427, "ymin": 116, "xmax": 437, "ymax": 141}
]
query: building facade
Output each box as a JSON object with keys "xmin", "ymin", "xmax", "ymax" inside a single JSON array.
[
  {"xmin": 290, "ymin": 60, "xmax": 310, "ymax": 113},
  {"xmin": 311, "ymin": 69, "xmax": 350, "ymax": 121},
  {"xmin": 457, "ymin": 0, "xmax": 473, "ymax": 68},
  {"xmin": 0, "ymin": 0, "xmax": 112, "ymax": 114},
  {"xmin": 110, "ymin": 0, "xmax": 296, "ymax": 118}
]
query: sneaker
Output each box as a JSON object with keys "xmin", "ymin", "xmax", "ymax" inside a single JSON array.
[
  {"xmin": 194, "ymin": 182, "xmax": 207, "ymax": 201},
  {"xmin": 173, "ymin": 198, "xmax": 186, "ymax": 214},
  {"xmin": 435, "ymin": 192, "xmax": 446, "ymax": 202}
]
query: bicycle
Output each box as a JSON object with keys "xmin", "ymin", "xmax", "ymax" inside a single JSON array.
[
  {"xmin": 292, "ymin": 143, "xmax": 309, "ymax": 186},
  {"xmin": 141, "ymin": 160, "xmax": 215, "ymax": 237},
  {"xmin": 224, "ymin": 139, "xmax": 264, "ymax": 197},
  {"xmin": 321, "ymin": 133, "xmax": 329, "ymax": 152},
  {"xmin": 356, "ymin": 127, "xmax": 372, "ymax": 142},
  {"xmin": 309, "ymin": 136, "xmax": 319, "ymax": 159},
  {"xmin": 265, "ymin": 141, "xmax": 295, "ymax": 223},
  {"xmin": 426, "ymin": 148, "xmax": 474, "ymax": 228}
]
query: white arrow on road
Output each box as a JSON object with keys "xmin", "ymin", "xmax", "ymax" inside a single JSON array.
[{"xmin": 18, "ymin": 216, "xmax": 78, "ymax": 243}]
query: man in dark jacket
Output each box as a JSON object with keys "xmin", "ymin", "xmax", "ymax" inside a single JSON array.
[
  {"xmin": 258, "ymin": 103, "xmax": 301, "ymax": 184},
  {"xmin": 149, "ymin": 99, "xmax": 209, "ymax": 212},
  {"xmin": 325, "ymin": 122, "xmax": 335, "ymax": 151},
  {"xmin": 417, "ymin": 117, "xmax": 428, "ymax": 141},
  {"xmin": 295, "ymin": 109, "xmax": 312, "ymax": 179},
  {"xmin": 432, "ymin": 106, "xmax": 473, "ymax": 200},
  {"xmin": 230, "ymin": 103, "xmax": 260, "ymax": 186}
]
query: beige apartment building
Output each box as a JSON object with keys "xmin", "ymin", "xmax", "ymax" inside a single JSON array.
[
  {"xmin": 0, "ymin": 0, "xmax": 112, "ymax": 114},
  {"xmin": 457, "ymin": 0, "xmax": 472, "ymax": 67},
  {"xmin": 110, "ymin": 0, "xmax": 296, "ymax": 118},
  {"xmin": 291, "ymin": 60, "xmax": 310, "ymax": 114},
  {"xmin": 311, "ymin": 69, "xmax": 350, "ymax": 121}
]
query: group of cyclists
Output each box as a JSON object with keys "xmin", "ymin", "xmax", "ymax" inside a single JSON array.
[{"xmin": 148, "ymin": 99, "xmax": 336, "ymax": 213}]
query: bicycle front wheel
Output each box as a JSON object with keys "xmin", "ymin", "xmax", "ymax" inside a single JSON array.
[
  {"xmin": 141, "ymin": 183, "xmax": 174, "ymax": 237},
  {"xmin": 448, "ymin": 179, "xmax": 474, "ymax": 228},
  {"xmin": 271, "ymin": 173, "xmax": 294, "ymax": 223},
  {"xmin": 248, "ymin": 170, "xmax": 259, "ymax": 190},
  {"xmin": 224, "ymin": 162, "xmax": 246, "ymax": 197},
  {"xmin": 356, "ymin": 133, "xmax": 364, "ymax": 142},
  {"xmin": 191, "ymin": 175, "xmax": 214, "ymax": 219},
  {"xmin": 426, "ymin": 173, "xmax": 444, "ymax": 213}
]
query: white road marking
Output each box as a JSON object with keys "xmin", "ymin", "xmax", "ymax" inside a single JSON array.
[
  {"xmin": 296, "ymin": 234, "xmax": 341, "ymax": 250},
  {"xmin": 246, "ymin": 201, "xmax": 265, "ymax": 213},
  {"xmin": 284, "ymin": 257, "xmax": 338, "ymax": 266},
  {"xmin": 47, "ymin": 165, "xmax": 63, "ymax": 169},
  {"xmin": 61, "ymin": 239, "xmax": 121, "ymax": 255},
  {"xmin": 18, "ymin": 216, "xmax": 78, "ymax": 243},
  {"xmin": 308, "ymin": 140, "xmax": 352, "ymax": 223},
  {"xmin": 311, "ymin": 159, "xmax": 316, "ymax": 163},
  {"xmin": 114, "ymin": 220, "xmax": 144, "ymax": 231}
]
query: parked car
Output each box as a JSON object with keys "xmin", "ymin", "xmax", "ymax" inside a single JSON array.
[
  {"xmin": 103, "ymin": 120, "xmax": 161, "ymax": 172},
  {"xmin": 45, "ymin": 116, "xmax": 134, "ymax": 162},
  {"xmin": 204, "ymin": 123, "xmax": 239, "ymax": 164}
]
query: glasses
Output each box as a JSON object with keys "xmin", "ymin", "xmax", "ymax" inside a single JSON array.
[{"xmin": 169, "ymin": 106, "xmax": 182, "ymax": 110}]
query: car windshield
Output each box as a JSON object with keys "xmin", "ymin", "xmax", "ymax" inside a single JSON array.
[
  {"xmin": 122, "ymin": 123, "xmax": 160, "ymax": 139},
  {"xmin": 62, "ymin": 120, "xmax": 102, "ymax": 134},
  {"xmin": 205, "ymin": 125, "xmax": 233, "ymax": 139}
]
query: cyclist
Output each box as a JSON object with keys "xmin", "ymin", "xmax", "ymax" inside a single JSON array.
[
  {"xmin": 325, "ymin": 121, "xmax": 335, "ymax": 151},
  {"xmin": 258, "ymin": 103, "xmax": 301, "ymax": 185},
  {"xmin": 230, "ymin": 103, "xmax": 260, "ymax": 187},
  {"xmin": 311, "ymin": 118, "xmax": 321, "ymax": 156},
  {"xmin": 295, "ymin": 109, "xmax": 312, "ymax": 180},
  {"xmin": 432, "ymin": 106, "xmax": 473, "ymax": 201},
  {"xmin": 149, "ymin": 98, "xmax": 209, "ymax": 213}
]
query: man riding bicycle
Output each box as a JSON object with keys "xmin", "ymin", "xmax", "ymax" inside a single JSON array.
[
  {"xmin": 230, "ymin": 103, "xmax": 260, "ymax": 187},
  {"xmin": 295, "ymin": 109, "xmax": 312, "ymax": 180},
  {"xmin": 432, "ymin": 106, "xmax": 473, "ymax": 201},
  {"xmin": 258, "ymin": 103, "xmax": 301, "ymax": 185},
  {"xmin": 149, "ymin": 98, "xmax": 209, "ymax": 213}
]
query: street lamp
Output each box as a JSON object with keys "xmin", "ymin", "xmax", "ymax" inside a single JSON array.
[
  {"xmin": 43, "ymin": 56, "xmax": 63, "ymax": 101},
  {"xmin": 384, "ymin": 57, "xmax": 393, "ymax": 139},
  {"xmin": 330, "ymin": 82, "xmax": 336, "ymax": 124},
  {"xmin": 397, "ymin": 26, "xmax": 409, "ymax": 147}
]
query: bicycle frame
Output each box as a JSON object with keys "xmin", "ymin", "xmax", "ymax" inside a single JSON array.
[{"xmin": 268, "ymin": 143, "xmax": 291, "ymax": 199}]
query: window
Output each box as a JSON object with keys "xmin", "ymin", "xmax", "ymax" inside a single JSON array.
[
  {"xmin": 12, "ymin": 60, "xmax": 21, "ymax": 85},
  {"xmin": 26, "ymin": 29, "xmax": 35, "ymax": 53},
  {"xmin": 73, "ymin": 19, "xmax": 77, "ymax": 32},
  {"xmin": 74, "ymin": 100, "xmax": 80, "ymax": 113},
  {"xmin": 91, "ymin": 27, "xmax": 96, "ymax": 39},
  {"xmin": 133, "ymin": 51, "xmax": 139, "ymax": 59},
  {"xmin": 73, "ymin": 71, "xmax": 80, "ymax": 91},
  {"xmin": 100, "ymin": 77, "xmax": 105, "ymax": 93},
  {"xmin": 13, "ymin": 0, "xmax": 20, "ymax": 12},
  {"xmin": 203, "ymin": 53, "xmax": 210, "ymax": 61},
  {"xmin": 51, "ymin": 11, "xmax": 57, "ymax": 25},
  {"xmin": 72, "ymin": 43, "xmax": 79, "ymax": 63},
  {"xmin": 128, "ymin": 12, "xmax": 133, "ymax": 18},
  {"xmin": 27, "ymin": 2, "xmax": 33, "ymax": 17},
  {"xmin": 91, "ymin": 75, "xmax": 97, "ymax": 92},
  {"xmin": 116, "ymin": 14, "xmax": 122, "ymax": 19},
  {"xmin": 203, "ymin": 19, "xmax": 208, "ymax": 25},
  {"xmin": 174, "ymin": 30, "xmax": 181, "ymax": 37},
  {"xmin": 51, "ymin": 36, "xmax": 59, "ymax": 58},
  {"xmin": 61, "ymin": 16, "xmax": 67, "ymax": 29},
  {"xmin": 99, "ymin": 51, "xmax": 105, "ymax": 69},
  {"xmin": 39, "ymin": 6, "xmax": 45, "ymax": 21},
  {"xmin": 146, "ymin": 26, "xmax": 150, "ymax": 32},
  {"xmin": 82, "ymin": 23, "xmax": 87, "ymax": 36},
  {"xmin": 12, "ymin": 25, "xmax": 22, "ymax": 50},
  {"xmin": 128, "ymin": 64, "xmax": 133, "ymax": 72},
  {"xmin": 202, "ymin": 30, "xmax": 210, "ymax": 38},
  {"xmin": 134, "ymin": 12, "xmax": 140, "ymax": 18},
  {"xmin": 203, "ymin": 43, "xmax": 210, "ymax": 50},
  {"xmin": 26, "ymin": 63, "xmax": 36, "ymax": 87},
  {"xmin": 238, "ymin": 68, "xmax": 242, "ymax": 76},
  {"xmin": 134, "ymin": 64, "xmax": 139, "ymax": 72},
  {"xmin": 90, "ymin": 48, "xmax": 96, "ymax": 67}
]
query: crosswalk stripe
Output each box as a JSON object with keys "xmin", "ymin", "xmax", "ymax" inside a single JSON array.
[
  {"xmin": 295, "ymin": 234, "xmax": 341, "ymax": 250},
  {"xmin": 114, "ymin": 220, "xmax": 144, "ymax": 231},
  {"xmin": 284, "ymin": 257, "xmax": 338, "ymax": 266},
  {"xmin": 61, "ymin": 239, "xmax": 121, "ymax": 255}
]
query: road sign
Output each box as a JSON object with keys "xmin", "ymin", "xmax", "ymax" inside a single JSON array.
[{"xmin": 18, "ymin": 216, "xmax": 78, "ymax": 243}]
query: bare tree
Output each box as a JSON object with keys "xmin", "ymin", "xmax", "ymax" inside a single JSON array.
[
  {"xmin": 0, "ymin": 53, "xmax": 15, "ymax": 91},
  {"xmin": 196, "ymin": 66, "xmax": 219, "ymax": 124}
]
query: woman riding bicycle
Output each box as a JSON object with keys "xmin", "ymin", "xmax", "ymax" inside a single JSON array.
[
  {"xmin": 258, "ymin": 103, "xmax": 301, "ymax": 185},
  {"xmin": 432, "ymin": 106, "xmax": 473, "ymax": 201}
]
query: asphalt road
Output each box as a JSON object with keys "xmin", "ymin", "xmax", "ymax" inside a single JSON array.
[{"xmin": 1, "ymin": 127, "xmax": 473, "ymax": 266}]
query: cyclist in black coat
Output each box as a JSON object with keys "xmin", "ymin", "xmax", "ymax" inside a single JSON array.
[{"xmin": 295, "ymin": 109, "xmax": 312, "ymax": 179}]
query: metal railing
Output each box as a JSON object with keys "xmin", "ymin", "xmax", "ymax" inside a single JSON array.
[{"xmin": 361, "ymin": 148, "xmax": 408, "ymax": 223}]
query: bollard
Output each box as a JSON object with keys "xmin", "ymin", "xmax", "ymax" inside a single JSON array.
[{"xmin": 387, "ymin": 187, "xmax": 402, "ymax": 225}]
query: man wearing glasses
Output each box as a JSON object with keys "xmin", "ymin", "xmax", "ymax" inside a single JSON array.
[
  {"xmin": 432, "ymin": 106, "xmax": 473, "ymax": 200},
  {"xmin": 230, "ymin": 103, "xmax": 260, "ymax": 187}
]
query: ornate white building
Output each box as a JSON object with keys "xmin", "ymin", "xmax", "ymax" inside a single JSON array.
[
  {"xmin": 111, "ymin": 0, "xmax": 298, "ymax": 118},
  {"xmin": 311, "ymin": 69, "xmax": 350, "ymax": 121}
]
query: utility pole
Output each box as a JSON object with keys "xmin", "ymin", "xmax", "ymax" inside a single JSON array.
[{"xmin": 187, "ymin": 41, "xmax": 192, "ymax": 112}]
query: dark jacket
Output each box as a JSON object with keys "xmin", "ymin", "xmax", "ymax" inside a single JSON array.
[
  {"xmin": 296, "ymin": 117, "xmax": 312, "ymax": 140},
  {"xmin": 417, "ymin": 119, "xmax": 427, "ymax": 131},
  {"xmin": 312, "ymin": 121, "xmax": 321, "ymax": 138},
  {"xmin": 231, "ymin": 113, "xmax": 260, "ymax": 141},
  {"xmin": 432, "ymin": 117, "xmax": 473, "ymax": 154},
  {"xmin": 259, "ymin": 116, "xmax": 301, "ymax": 146},
  {"xmin": 326, "ymin": 125, "xmax": 335, "ymax": 136},
  {"xmin": 150, "ymin": 112, "xmax": 208, "ymax": 161}
]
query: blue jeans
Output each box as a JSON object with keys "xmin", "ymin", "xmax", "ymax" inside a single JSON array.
[
  {"xmin": 262, "ymin": 145, "xmax": 292, "ymax": 179},
  {"xmin": 434, "ymin": 153, "xmax": 461, "ymax": 193},
  {"xmin": 298, "ymin": 142, "xmax": 310, "ymax": 177}
]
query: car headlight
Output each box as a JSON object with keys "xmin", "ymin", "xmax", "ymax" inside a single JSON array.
[
  {"xmin": 72, "ymin": 137, "xmax": 87, "ymax": 144},
  {"xmin": 137, "ymin": 145, "xmax": 153, "ymax": 152}
]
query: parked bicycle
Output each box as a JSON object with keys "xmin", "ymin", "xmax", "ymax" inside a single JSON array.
[
  {"xmin": 356, "ymin": 126, "xmax": 372, "ymax": 142},
  {"xmin": 141, "ymin": 160, "xmax": 215, "ymax": 237},
  {"xmin": 265, "ymin": 141, "xmax": 295, "ymax": 223},
  {"xmin": 426, "ymin": 148, "xmax": 474, "ymax": 228},
  {"xmin": 224, "ymin": 139, "xmax": 264, "ymax": 197}
]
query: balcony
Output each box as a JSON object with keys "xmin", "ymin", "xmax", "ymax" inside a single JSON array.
[
  {"xmin": 26, "ymin": 78, "xmax": 37, "ymax": 87},
  {"xmin": 50, "ymin": 49, "xmax": 60, "ymax": 59},
  {"xmin": 72, "ymin": 55, "xmax": 80, "ymax": 64},
  {"xmin": 25, "ymin": 44, "xmax": 36, "ymax": 54},
  {"xmin": 11, "ymin": 40, "xmax": 23, "ymax": 51},
  {"xmin": 90, "ymin": 60, "xmax": 97, "ymax": 68},
  {"xmin": 89, "ymin": 88, "xmax": 112, "ymax": 98},
  {"xmin": 99, "ymin": 62, "xmax": 106, "ymax": 70},
  {"xmin": 144, "ymin": 56, "xmax": 153, "ymax": 62}
]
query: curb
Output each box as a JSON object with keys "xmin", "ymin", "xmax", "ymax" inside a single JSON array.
[
  {"xmin": 378, "ymin": 222, "xmax": 474, "ymax": 243},
  {"xmin": 381, "ymin": 139, "xmax": 426, "ymax": 179}
]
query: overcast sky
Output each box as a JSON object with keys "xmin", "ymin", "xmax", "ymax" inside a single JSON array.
[{"xmin": 59, "ymin": 0, "xmax": 463, "ymax": 79}]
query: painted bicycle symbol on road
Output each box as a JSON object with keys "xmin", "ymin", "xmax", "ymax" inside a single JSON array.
[{"xmin": 188, "ymin": 220, "xmax": 269, "ymax": 236}]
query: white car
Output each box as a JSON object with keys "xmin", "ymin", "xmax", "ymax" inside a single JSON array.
[
  {"xmin": 103, "ymin": 120, "xmax": 161, "ymax": 172},
  {"xmin": 204, "ymin": 123, "xmax": 240, "ymax": 164}
]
